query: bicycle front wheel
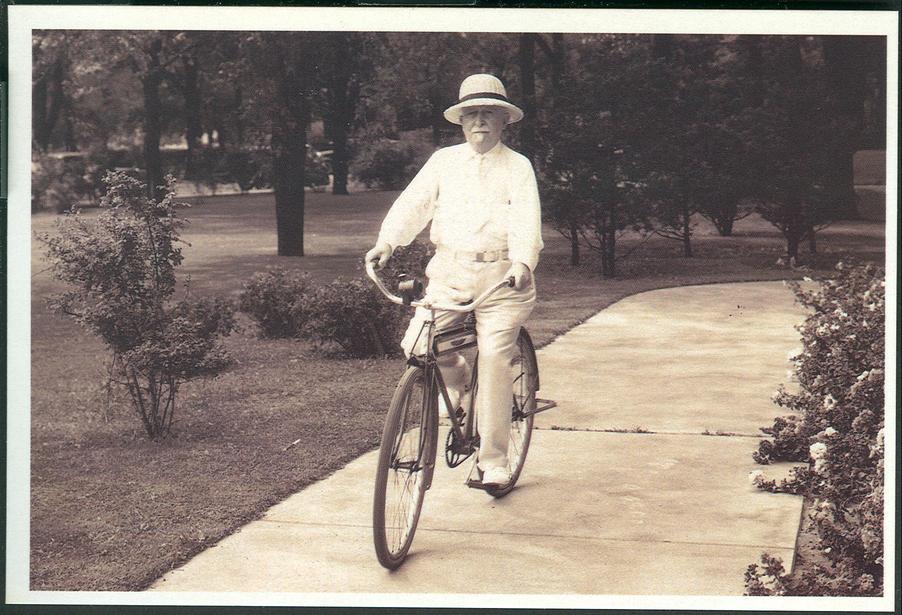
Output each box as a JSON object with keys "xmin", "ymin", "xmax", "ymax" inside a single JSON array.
[
  {"xmin": 373, "ymin": 366, "xmax": 437, "ymax": 569},
  {"xmin": 486, "ymin": 327, "xmax": 538, "ymax": 498}
]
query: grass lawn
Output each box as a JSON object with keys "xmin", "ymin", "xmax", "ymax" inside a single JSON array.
[{"xmin": 28, "ymin": 190, "xmax": 885, "ymax": 590}]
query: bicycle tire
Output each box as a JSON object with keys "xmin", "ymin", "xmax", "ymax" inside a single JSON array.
[
  {"xmin": 486, "ymin": 327, "xmax": 538, "ymax": 498},
  {"xmin": 373, "ymin": 366, "xmax": 437, "ymax": 569}
]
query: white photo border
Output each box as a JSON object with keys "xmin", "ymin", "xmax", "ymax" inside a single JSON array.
[{"xmin": 6, "ymin": 5, "xmax": 898, "ymax": 611}]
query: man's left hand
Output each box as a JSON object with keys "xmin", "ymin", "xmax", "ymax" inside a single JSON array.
[{"xmin": 505, "ymin": 262, "xmax": 532, "ymax": 291}]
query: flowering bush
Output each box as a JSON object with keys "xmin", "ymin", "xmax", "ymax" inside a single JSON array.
[
  {"xmin": 747, "ymin": 262, "xmax": 885, "ymax": 596},
  {"xmin": 42, "ymin": 171, "xmax": 236, "ymax": 440}
]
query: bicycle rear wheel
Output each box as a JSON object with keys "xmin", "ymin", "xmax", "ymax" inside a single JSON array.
[
  {"xmin": 373, "ymin": 366, "xmax": 437, "ymax": 569},
  {"xmin": 486, "ymin": 328, "xmax": 538, "ymax": 498}
]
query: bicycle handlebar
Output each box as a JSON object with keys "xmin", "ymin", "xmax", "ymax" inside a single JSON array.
[{"xmin": 365, "ymin": 260, "xmax": 514, "ymax": 312}]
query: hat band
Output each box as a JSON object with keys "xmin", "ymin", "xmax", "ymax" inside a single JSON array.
[{"xmin": 457, "ymin": 91, "xmax": 510, "ymax": 104}]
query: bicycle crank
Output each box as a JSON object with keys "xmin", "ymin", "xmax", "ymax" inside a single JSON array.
[{"xmin": 444, "ymin": 428, "xmax": 476, "ymax": 468}]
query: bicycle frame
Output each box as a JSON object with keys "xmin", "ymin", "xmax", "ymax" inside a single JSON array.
[
  {"xmin": 366, "ymin": 260, "xmax": 556, "ymax": 477},
  {"xmin": 410, "ymin": 315, "xmax": 480, "ymax": 470},
  {"xmin": 365, "ymin": 261, "xmax": 505, "ymax": 468}
]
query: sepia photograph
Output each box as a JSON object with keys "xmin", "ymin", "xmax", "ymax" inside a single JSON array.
[{"xmin": 5, "ymin": 5, "xmax": 897, "ymax": 610}]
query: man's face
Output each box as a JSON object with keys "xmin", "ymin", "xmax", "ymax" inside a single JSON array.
[{"xmin": 460, "ymin": 105, "xmax": 507, "ymax": 154}]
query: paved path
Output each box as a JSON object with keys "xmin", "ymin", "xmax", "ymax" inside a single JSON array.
[{"xmin": 151, "ymin": 281, "xmax": 806, "ymax": 596}]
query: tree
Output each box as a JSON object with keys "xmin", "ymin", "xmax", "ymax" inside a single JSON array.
[
  {"xmin": 643, "ymin": 36, "xmax": 696, "ymax": 256},
  {"xmin": 540, "ymin": 36, "xmax": 653, "ymax": 277},
  {"xmin": 644, "ymin": 35, "xmax": 736, "ymax": 256},
  {"xmin": 317, "ymin": 33, "xmax": 371, "ymax": 195},
  {"xmin": 240, "ymin": 32, "xmax": 318, "ymax": 256},
  {"xmin": 821, "ymin": 36, "xmax": 885, "ymax": 219},
  {"xmin": 176, "ymin": 45, "xmax": 203, "ymax": 177},
  {"xmin": 743, "ymin": 36, "xmax": 848, "ymax": 264},
  {"xmin": 518, "ymin": 34, "xmax": 538, "ymax": 163},
  {"xmin": 32, "ymin": 31, "xmax": 70, "ymax": 152},
  {"xmin": 65, "ymin": 31, "xmax": 196, "ymax": 199}
]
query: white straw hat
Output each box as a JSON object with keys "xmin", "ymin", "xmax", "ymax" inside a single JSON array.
[{"xmin": 443, "ymin": 74, "xmax": 524, "ymax": 125}]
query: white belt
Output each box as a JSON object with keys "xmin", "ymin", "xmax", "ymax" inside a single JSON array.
[{"xmin": 437, "ymin": 245, "xmax": 509, "ymax": 263}]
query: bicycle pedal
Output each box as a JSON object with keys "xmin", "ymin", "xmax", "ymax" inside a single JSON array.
[{"xmin": 465, "ymin": 478, "xmax": 492, "ymax": 491}]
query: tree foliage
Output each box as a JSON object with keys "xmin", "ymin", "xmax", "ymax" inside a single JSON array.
[
  {"xmin": 739, "ymin": 36, "xmax": 857, "ymax": 263},
  {"xmin": 35, "ymin": 31, "xmax": 886, "ymax": 270}
]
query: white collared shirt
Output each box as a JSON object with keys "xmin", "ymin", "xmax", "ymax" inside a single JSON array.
[{"xmin": 377, "ymin": 141, "xmax": 544, "ymax": 271}]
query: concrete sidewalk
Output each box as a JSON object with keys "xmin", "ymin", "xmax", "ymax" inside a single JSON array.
[{"xmin": 151, "ymin": 281, "xmax": 806, "ymax": 596}]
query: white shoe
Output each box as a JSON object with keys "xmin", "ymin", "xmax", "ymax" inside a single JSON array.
[{"xmin": 481, "ymin": 466, "xmax": 512, "ymax": 487}]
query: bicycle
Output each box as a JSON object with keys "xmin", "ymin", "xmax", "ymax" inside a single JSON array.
[{"xmin": 366, "ymin": 260, "xmax": 556, "ymax": 570}]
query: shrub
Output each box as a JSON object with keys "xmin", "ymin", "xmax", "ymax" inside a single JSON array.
[
  {"xmin": 31, "ymin": 154, "xmax": 95, "ymax": 213},
  {"xmin": 42, "ymin": 171, "xmax": 236, "ymax": 440},
  {"xmin": 304, "ymin": 277, "xmax": 407, "ymax": 358},
  {"xmin": 381, "ymin": 240, "xmax": 435, "ymax": 281},
  {"xmin": 238, "ymin": 268, "xmax": 313, "ymax": 338},
  {"xmin": 351, "ymin": 138, "xmax": 430, "ymax": 190},
  {"xmin": 303, "ymin": 240, "xmax": 434, "ymax": 358},
  {"xmin": 238, "ymin": 240, "xmax": 434, "ymax": 358},
  {"xmin": 747, "ymin": 262, "xmax": 885, "ymax": 596}
]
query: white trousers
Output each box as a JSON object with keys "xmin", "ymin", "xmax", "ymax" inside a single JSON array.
[{"xmin": 400, "ymin": 251, "xmax": 536, "ymax": 471}]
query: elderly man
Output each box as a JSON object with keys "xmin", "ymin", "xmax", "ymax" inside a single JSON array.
[{"xmin": 366, "ymin": 73, "xmax": 543, "ymax": 488}]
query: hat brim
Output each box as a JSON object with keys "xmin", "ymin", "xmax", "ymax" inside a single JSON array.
[{"xmin": 443, "ymin": 98, "xmax": 524, "ymax": 125}]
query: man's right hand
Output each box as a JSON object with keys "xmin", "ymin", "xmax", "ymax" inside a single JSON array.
[{"xmin": 365, "ymin": 241, "xmax": 393, "ymax": 270}]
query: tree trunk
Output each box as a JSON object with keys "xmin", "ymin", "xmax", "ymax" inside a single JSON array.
[
  {"xmin": 182, "ymin": 54, "xmax": 203, "ymax": 179},
  {"xmin": 62, "ymin": 98, "xmax": 76, "ymax": 151},
  {"xmin": 273, "ymin": 128, "xmax": 306, "ymax": 256},
  {"xmin": 328, "ymin": 33, "xmax": 356, "ymax": 196},
  {"xmin": 32, "ymin": 75, "xmax": 49, "ymax": 151},
  {"xmin": 808, "ymin": 228, "xmax": 817, "ymax": 254},
  {"xmin": 866, "ymin": 38, "xmax": 887, "ymax": 149},
  {"xmin": 33, "ymin": 56, "xmax": 66, "ymax": 152},
  {"xmin": 602, "ymin": 206, "xmax": 617, "ymax": 278},
  {"xmin": 518, "ymin": 34, "xmax": 537, "ymax": 163},
  {"xmin": 215, "ymin": 122, "xmax": 227, "ymax": 149},
  {"xmin": 331, "ymin": 124, "xmax": 350, "ymax": 195},
  {"xmin": 682, "ymin": 203, "xmax": 692, "ymax": 257},
  {"xmin": 551, "ymin": 33, "xmax": 564, "ymax": 91},
  {"xmin": 429, "ymin": 83, "xmax": 443, "ymax": 147},
  {"xmin": 233, "ymin": 85, "xmax": 245, "ymax": 145},
  {"xmin": 715, "ymin": 214, "xmax": 734, "ymax": 237},
  {"xmin": 272, "ymin": 47, "xmax": 310, "ymax": 257},
  {"xmin": 142, "ymin": 37, "xmax": 165, "ymax": 201},
  {"xmin": 569, "ymin": 219, "xmax": 580, "ymax": 266},
  {"xmin": 786, "ymin": 232, "xmax": 800, "ymax": 263},
  {"xmin": 603, "ymin": 230, "xmax": 616, "ymax": 278}
]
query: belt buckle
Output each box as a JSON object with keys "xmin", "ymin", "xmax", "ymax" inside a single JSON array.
[{"xmin": 474, "ymin": 251, "xmax": 487, "ymax": 263}]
